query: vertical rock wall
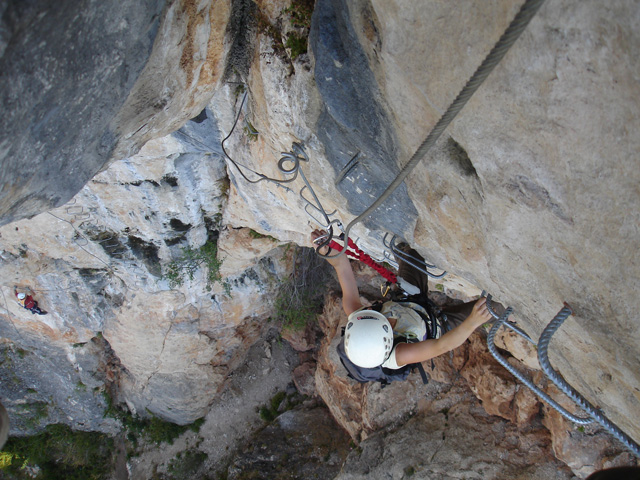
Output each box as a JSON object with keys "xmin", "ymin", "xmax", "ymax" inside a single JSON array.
[
  {"xmin": 0, "ymin": 121, "xmax": 289, "ymax": 431},
  {"xmin": 357, "ymin": 0, "xmax": 640, "ymax": 443},
  {"xmin": 0, "ymin": 0, "xmax": 639, "ymax": 472},
  {"xmin": 0, "ymin": 0, "xmax": 231, "ymax": 225}
]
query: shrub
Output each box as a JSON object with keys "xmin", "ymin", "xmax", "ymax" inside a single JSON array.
[
  {"xmin": 168, "ymin": 449, "xmax": 208, "ymax": 478},
  {"xmin": 273, "ymin": 245, "xmax": 333, "ymax": 332},
  {"xmin": 163, "ymin": 240, "xmax": 230, "ymax": 294},
  {"xmin": 104, "ymin": 392, "xmax": 205, "ymax": 453},
  {"xmin": 283, "ymin": 0, "xmax": 315, "ymax": 29},
  {"xmin": 258, "ymin": 390, "xmax": 306, "ymax": 423},
  {"xmin": 0, "ymin": 424, "xmax": 115, "ymax": 480},
  {"xmin": 285, "ymin": 33, "xmax": 307, "ymax": 60}
]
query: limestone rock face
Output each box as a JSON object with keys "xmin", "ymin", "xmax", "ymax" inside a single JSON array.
[
  {"xmin": 315, "ymin": 288, "xmax": 637, "ymax": 478},
  {"xmin": 335, "ymin": 392, "xmax": 576, "ymax": 480},
  {"xmin": 1, "ymin": 0, "xmax": 639, "ymax": 474},
  {"xmin": 0, "ymin": 0, "xmax": 231, "ymax": 225},
  {"xmin": 220, "ymin": 0, "xmax": 640, "ymax": 449},
  {"xmin": 0, "ymin": 120, "xmax": 288, "ymax": 430},
  {"xmin": 355, "ymin": 0, "xmax": 640, "ymax": 443}
]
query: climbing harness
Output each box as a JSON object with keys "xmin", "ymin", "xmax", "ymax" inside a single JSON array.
[
  {"xmin": 319, "ymin": 0, "xmax": 548, "ymax": 262},
  {"xmin": 484, "ymin": 294, "xmax": 640, "ymax": 457}
]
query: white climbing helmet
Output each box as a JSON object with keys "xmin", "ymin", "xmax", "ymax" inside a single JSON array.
[
  {"xmin": 344, "ymin": 309, "xmax": 394, "ymax": 368},
  {"xmin": 17, "ymin": 293, "xmax": 25, "ymax": 300}
]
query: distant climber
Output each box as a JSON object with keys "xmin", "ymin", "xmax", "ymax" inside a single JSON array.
[
  {"xmin": 311, "ymin": 230, "xmax": 494, "ymax": 381},
  {"xmin": 14, "ymin": 286, "xmax": 47, "ymax": 315}
]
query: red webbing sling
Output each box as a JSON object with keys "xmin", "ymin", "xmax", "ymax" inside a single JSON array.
[{"xmin": 328, "ymin": 238, "xmax": 397, "ymax": 284}]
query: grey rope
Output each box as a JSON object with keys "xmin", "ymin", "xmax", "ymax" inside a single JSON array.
[
  {"xmin": 487, "ymin": 306, "xmax": 594, "ymax": 425},
  {"xmin": 538, "ymin": 306, "xmax": 640, "ymax": 457},
  {"xmin": 47, "ymin": 212, "xmax": 118, "ymax": 272},
  {"xmin": 323, "ymin": 0, "xmax": 547, "ymax": 260}
]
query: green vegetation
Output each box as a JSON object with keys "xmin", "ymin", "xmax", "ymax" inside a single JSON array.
[
  {"xmin": 284, "ymin": 33, "xmax": 307, "ymax": 60},
  {"xmin": 258, "ymin": 390, "xmax": 306, "ymax": 423},
  {"xmin": 247, "ymin": 229, "xmax": 277, "ymax": 241},
  {"xmin": 243, "ymin": 119, "xmax": 259, "ymax": 142},
  {"xmin": 234, "ymin": 83, "xmax": 246, "ymax": 99},
  {"xmin": 20, "ymin": 402, "xmax": 49, "ymax": 429},
  {"xmin": 255, "ymin": 0, "xmax": 316, "ymax": 66},
  {"xmin": 259, "ymin": 391, "xmax": 287, "ymax": 423},
  {"xmin": 167, "ymin": 448, "xmax": 208, "ymax": 478},
  {"xmin": 273, "ymin": 245, "xmax": 332, "ymax": 333},
  {"xmin": 255, "ymin": 9, "xmax": 288, "ymax": 62},
  {"xmin": 434, "ymin": 283, "xmax": 445, "ymax": 292},
  {"xmin": 404, "ymin": 465, "xmax": 416, "ymax": 477},
  {"xmin": 283, "ymin": 0, "xmax": 314, "ymax": 29},
  {"xmin": 0, "ymin": 424, "xmax": 115, "ymax": 480},
  {"xmin": 282, "ymin": 0, "xmax": 315, "ymax": 60},
  {"xmin": 104, "ymin": 394, "xmax": 205, "ymax": 448},
  {"xmin": 163, "ymin": 240, "xmax": 231, "ymax": 295},
  {"xmin": 274, "ymin": 279, "xmax": 318, "ymax": 332},
  {"xmin": 218, "ymin": 177, "xmax": 230, "ymax": 197}
]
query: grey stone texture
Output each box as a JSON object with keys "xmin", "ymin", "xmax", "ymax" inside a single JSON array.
[
  {"xmin": 0, "ymin": 0, "xmax": 166, "ymax": 225},
  {"xmin": 0, "ymin": 334, "xmax": 119, "ymax": 435},
  {"xmin": 0, "ymin": 0, "xmax": 639, "ymax": 474},
  {"xmin": 310, "ymin": 0, "xmax": 417, "ymax": 237}
]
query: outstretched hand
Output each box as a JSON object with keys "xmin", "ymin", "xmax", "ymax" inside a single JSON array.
[
  {"xmin": 466, "ymin": 297, "xmax": 493, "ymax": 328},
  {"xmin": 310, "ymin": 229, "xmax": 348, "ymax": 268}
]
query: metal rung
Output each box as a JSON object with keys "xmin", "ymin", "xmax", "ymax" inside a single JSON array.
[
  {"xmin": 485, "ymin": 295, "xmax": 640, "ymax": 457},
  {"xmin": 382, "ymin": 233, "xmax": 447, "ymax": 279}
]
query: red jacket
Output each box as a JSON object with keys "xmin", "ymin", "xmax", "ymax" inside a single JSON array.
[{"xmin": 15, "ymin": 291, "xmax": 35, "ymax": 309}]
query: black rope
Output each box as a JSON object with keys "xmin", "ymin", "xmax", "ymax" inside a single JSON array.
[{"xmin": 221, "ymin": 91, "xmax": 300, "ymax": 187}]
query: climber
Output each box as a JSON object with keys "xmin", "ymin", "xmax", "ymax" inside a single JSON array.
[
  {"xmin": 311, "ymin": 229, "xmax": 492, "ymax": 371},
  {"xmin": 14, "ymin": 286, "xmax": 47, "ymax": 315}
]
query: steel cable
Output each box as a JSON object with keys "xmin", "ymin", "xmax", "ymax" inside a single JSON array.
[
  {"xmin": 0, "ymin": 287, "xmax": 24, "ymax": 340},
  {"xmin": 322, "ymin": 0, "xmax": 547, "ymax": 260},
  {"xmin": 221, "ymin": 90, "xmax": 300, "ymax": 189}
]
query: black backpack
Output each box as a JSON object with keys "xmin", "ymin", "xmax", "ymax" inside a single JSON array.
[{"xmin": 336, "ymin": 298, "xmax": 441, "ymax": 387}]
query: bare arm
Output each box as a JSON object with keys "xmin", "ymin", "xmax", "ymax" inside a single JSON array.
[
  {"xmin": 311, "ymin": 230, "xmax": 362, "ymax": 315},
  {"xmin": 394, "ymin": 297, "xmax": 492, "ymax": 366},
  {"xmin": 332, "ymin": 257, "xmax": 362, "ymax": 315}
]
